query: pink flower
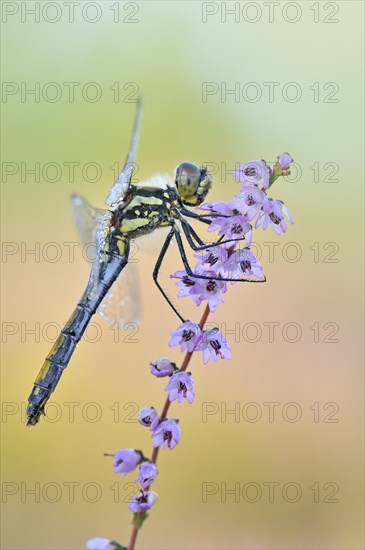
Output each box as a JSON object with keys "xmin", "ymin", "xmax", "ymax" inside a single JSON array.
[
  {"xmin": 194, "ymin": 247, "xmax": 229, "ymax": 277},
  {"xmin": 255, "ymin": 197, "xmax": 294, "ymax": 235},
  {"xmin": 150, "ymin": 357, "xmax": 176, "ymax": 378},
  {"xmin": 191, "ymin": 274, "xmax": 227, "ymax": 312},
  {"xmin": 232, "ymin": 160, "xmax": 271, "ymax": 190},
  {"xmin": 169, "ymin": 321, "xmax": 202, "ymax": 352},
  {"xmin": 171, "ymin": 270, "xmax": 202, "ymax": 303},
  {"xmin": 165, "ymin": 372, "xmax": 195, "ymax": 404},
  {"xmin": 152, "ymin": 418, "xmax": 180, "ymax": 450},
  {"xmin": 230, "ymin": 188, "xmax": 266, "ymax": 221},
  {"xmin": 128, "ymin": 490, "xmax": 158, "ymax": 513},
  {"xmin": 196, "ymin": 329, "xmax": 232, "ymax": 364},
  {"xmin": 136, "ymin": 461, "xmax": 158, "ymax": 489},
  {"xmin": 138, "ymin": 407, "xmax": 159, "ymax": 430},
  {"xmin": 85, "ymin": 538, "xmax": 115, "ymax": 550},
  {"xmin": 277, "ymin": 152, "xmax": 293, "ymax": 170},
  {"xmin": 113, "ymin": 449, "xmax": 142, "ymax": 476},
  {"xmin": 198, "ymin": 201, "xmax": 233, "ymax": 216},
  {"xmin": 171, "ymin": 270, "xmax": 226, "ymax": 312},
  {"xmin": 208, "ymin": 215, "xmax": 253, "ymax": 245},
  {"xmin": 226, "ymin": 247, "xmax": 264, "ymax": 280}
]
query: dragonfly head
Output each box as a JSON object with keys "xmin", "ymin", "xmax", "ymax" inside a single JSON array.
[{"xmin": 174, "ymin": 161, "xmax": 212, "ymax": 206}]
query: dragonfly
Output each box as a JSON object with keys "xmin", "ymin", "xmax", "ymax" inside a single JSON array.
[{"xmin": 26, "ymin": 99, "xmax": 263, "ymax": 427}]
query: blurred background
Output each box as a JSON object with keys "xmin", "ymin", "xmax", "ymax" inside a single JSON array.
[{"xmin": 1, "ymin": 1, "xmax": 364, "ymax": 549}]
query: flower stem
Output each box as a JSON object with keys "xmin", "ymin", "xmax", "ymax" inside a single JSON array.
[
  {"xmin": 128, "ymin": 523, "xmax": 139, "ymax": 550},
  {"xmin": 127, "ymin": 304, "xmax": 211, "ymax": 550}
]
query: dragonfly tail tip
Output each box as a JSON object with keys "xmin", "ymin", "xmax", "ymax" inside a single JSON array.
[{"xmin": 26, "ymin": 414, "xmax": 40, "ymax": 427}]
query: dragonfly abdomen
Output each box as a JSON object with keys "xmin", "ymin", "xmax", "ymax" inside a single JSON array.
[
  {"xmin": 26, "ymin": 302, "xmax": 95, "ymax": 426},
  {"xmin": 26, "ymin": 251, "xmax": 129, "ymax": 426}
]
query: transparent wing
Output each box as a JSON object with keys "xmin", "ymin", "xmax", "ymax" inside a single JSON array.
[
  {"xmin": 71, "ymin": 193, "xmax": 109, "ymax": 259},
  {"xmin": 98, "ymin": 261, "xmax": 140, "ymax": 328},
  {"xmin": 71, "ymin": 193, "xmax": 111, "ymax": 300},
  {"xmin": 88, "ymin": 209, "xmax": 113, "ymax": 301},
  {"xmin": 71, "ymin": 194, "xmax": 140, "ymax": 326},
  {"xmin": 106, "ymin": 98, "xmax": 143, "ymax": 209}
]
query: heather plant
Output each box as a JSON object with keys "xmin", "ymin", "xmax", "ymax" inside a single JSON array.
[{"xmin": 86, "ymin": 154, "xmax": 294, "ymax": 550}]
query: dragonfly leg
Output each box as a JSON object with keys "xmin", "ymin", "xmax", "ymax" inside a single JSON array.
[
  {"xmin": 180, "ymin": 208, "xmax": 232, "ymax": 223},
  {"xmin": 180, "ymin": 219, "xmax": 205, "ymax": 246},
  {"xmin": 174, "ymin": 229, "xmax": 266, "ymax": 284},
  {"xmin": 179, "ymin": 208, "xmax": 212, "ymax": 225},
  {"xmin": 180, "ymin": 218, "xmax": 247, "ymax": 251},
  {"xmin": 152, "ymin": 226, "xmax": 186, "ymax": 323}
]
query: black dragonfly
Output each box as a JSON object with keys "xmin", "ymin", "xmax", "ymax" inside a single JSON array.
[{"xmin": 26, "ymin": 99, "xmax": 262, "ymax": 426}]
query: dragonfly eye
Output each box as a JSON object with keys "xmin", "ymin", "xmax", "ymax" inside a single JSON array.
[{"xmin": 174, "ymin": 161, "xmax": 212, "ymax": 205}]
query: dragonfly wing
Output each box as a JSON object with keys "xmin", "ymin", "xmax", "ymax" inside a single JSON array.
[
  {"xmin": 71, "ymin": 194, "xmax": 97, "ymax": 252},
  {"xmin": 70, "ymin": 193, "xmax": 112, "ymax": 300},
  {"xmin": 87, "ymin": 212, "xmax": 113, "ymax": 301},
  {"xmin": 97, "ymin": 262, "xmax": 141, "ymax": 328},
  {"xmin": 71, "ymin": 193, "xmax": 140, "ymax": 324},
  {"xmin": 106, "ymin": 98, "xmax": 143, "ymax": 209}
]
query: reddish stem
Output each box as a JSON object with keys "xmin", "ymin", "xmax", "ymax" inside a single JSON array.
[{"xmin": 128, "ymin": 305, "xmax": 210, "ymax": 550}]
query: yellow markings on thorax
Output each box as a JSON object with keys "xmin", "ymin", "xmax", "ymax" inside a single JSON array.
[
  {"xmin": 124, "ymin": 195, "xmax": 163, "ymax": 212},
  {"xmin": 142, "ymin": 210, "xmax": 159, "ymax": 218},
  {"xmin": 141, "ymin": 196, "xmax": 163, "ymax": 205},
  {"xmin": 120, "ymin": 218, "xmax": 150, "ymax": 233}
]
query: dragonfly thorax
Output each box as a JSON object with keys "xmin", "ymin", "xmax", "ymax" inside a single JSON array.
[{"xmin": 111, "ymin": 184, "xmax": 181, "ymax": 241}]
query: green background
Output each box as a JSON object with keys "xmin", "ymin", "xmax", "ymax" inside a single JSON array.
[{"xmin": 1, "ymin": 1, "xmax": 364, "ymax": 549}]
